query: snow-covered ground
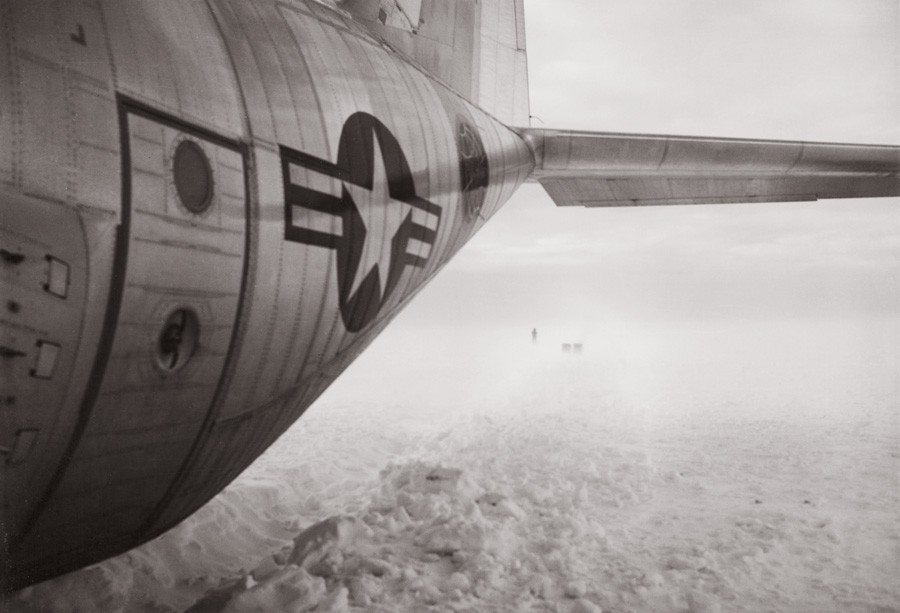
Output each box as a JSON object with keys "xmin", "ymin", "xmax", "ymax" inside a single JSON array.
[{"xmin": 10, "ymin": 318, "xmax": 900, "ymax": 612}]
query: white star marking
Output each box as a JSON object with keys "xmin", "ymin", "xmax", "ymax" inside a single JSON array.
[{"xmin": 343, "ymin": 141, "xmax": 412, "ymax": 298}]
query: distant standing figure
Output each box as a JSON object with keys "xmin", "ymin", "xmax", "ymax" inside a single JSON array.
[{"xmin": 531, "ymin": 328, "xmax": 537, "ymax": 343}]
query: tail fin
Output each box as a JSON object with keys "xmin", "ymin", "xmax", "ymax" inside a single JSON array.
[
  {"xmin": 473, "ymin": 0, "xmax": 529, "ymax": 126},
  {"xmin": 340, "ymin": 0, "xmax": 530, "ymax": 126}
]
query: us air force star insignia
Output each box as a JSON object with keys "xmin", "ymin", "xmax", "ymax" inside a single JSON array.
[{"xmin": 281, "ymin": 112, "xmax": 442, "ymax": 333}]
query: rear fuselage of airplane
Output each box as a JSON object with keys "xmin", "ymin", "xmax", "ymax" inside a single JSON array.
[{"xmin": 0, "ymin": 0, "xmax": 533, "ymax": 588}]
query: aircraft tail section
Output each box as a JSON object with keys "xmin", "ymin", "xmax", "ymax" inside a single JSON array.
[{"xmin": 340, "ymin": 0, "xmax": 530, "ymax": 126}]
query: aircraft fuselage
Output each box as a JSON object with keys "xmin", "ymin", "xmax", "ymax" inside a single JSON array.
[{"xmin": 0, "ymin": 0, "xmax": 533, "ymax": 588}]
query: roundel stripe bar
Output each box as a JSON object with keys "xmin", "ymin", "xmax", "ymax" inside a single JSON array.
[{"xmin": 280, "ymin": 112, "xmax": 442, "ymax": 332}]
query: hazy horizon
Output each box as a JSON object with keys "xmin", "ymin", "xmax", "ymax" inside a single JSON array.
[{"xmin": 383, "ymin": 0, "xmax": 899, "ymax": 338}]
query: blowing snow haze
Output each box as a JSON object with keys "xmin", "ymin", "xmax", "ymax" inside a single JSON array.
[
  {"xmin": 412, "ymin": 0, "xmax": 899, "ymax": 330},
  {"xmin": 13, "ymin": 318, "xmax": 900, "ymax": 611}
]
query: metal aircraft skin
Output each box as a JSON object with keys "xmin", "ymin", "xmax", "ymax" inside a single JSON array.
[{"xmin": 1, "ymin": 0, "xmax": 897, "ymax": 591}]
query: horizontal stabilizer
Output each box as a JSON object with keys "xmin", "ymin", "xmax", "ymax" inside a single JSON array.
[{"xmin": 520, "ymin": 128, "xmax": 900, "ymax": 207}]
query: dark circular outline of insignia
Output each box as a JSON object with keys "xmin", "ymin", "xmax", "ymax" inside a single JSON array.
[
  {"xmin": 280, "ymin": 112, "xmax": 443, "ymax": 334},
  {"xmin": 334, "ymin": 113, "xmax": 430, "ymax": 333}
]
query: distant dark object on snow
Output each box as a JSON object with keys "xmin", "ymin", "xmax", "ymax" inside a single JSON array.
[{"xmin": 561, "ymin": 343, "xmax": 583, "ymax": 354}]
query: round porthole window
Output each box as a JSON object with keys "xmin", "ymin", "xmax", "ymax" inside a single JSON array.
[
  {"xmin": 173, "ymin": 139, "xmax": 214, "ymax": 214},
  {"xmin": 156, "ymin": 308, "xmax": 200, "ymax": 373}
]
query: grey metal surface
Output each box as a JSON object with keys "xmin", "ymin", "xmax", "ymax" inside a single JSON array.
[
  {"xmin": 1, "ymin": 0, "xmax": 532, "ymax": 589},
  {"xmin": 342, "ymin": 0, "xmax": 530, "ymax": 126},
  {"xmin": 522, "ymin": 128, "xmax": 900, "ymax": 206}
]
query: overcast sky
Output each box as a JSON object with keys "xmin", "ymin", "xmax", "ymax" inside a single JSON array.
[{"xmin": 396, "ymin": 0, "xmax": 899, "ymax": 335}]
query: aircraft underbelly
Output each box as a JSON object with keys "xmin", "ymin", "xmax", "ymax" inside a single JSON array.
[
  {"xmin": 2, "ymin": 0, "xmax": 533, "ymax": 589},
  {"xmin": 1, "ymin": 194, "xmax": 98, "ymax": 560},
  {"xmin": 9, "ymin": 105, "xmax": 252, "ymax": 575}
]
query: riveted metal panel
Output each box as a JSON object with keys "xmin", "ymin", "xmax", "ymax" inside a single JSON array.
[
  {"xmin": 13, "ymin": 101, "xmax": 249, "ymax": 571},
  {"xmin": 280, "ymin": 9, "xmax": 362, "ymax": 383},
  {"xmin": 102, "ymin": 4, "xmax": 177, "ymax": 112},
  {"xmin": 147, "ymin": 393, "xmax": 295, "ymax": 535},
  {"xmin": 229, "ymin": 3, "xmax": 298, "ymax": 144},
  {"xmin": 214, "ymin": 4, "xmax": 381, "ymax": 419},
  {"xmin": 0, "ymin": 12, "xmax": 13, "ymax": 187},
  {"xmin": 58, "ymin": 0, "xmax": 115, "ymax": 89},
  {"xmin": 242, "ymin": 6, "xmax": 353, "ymax": 409},
  {"xmin": 73, "ymin": 88, "xmax": 120, "ymax": 213},
  {"xmin": 204, "ymin": 2, "xmax": 329, "ymax": 421},
  {"xmin": 9, "ymin": 0, "xmax": 59, "ymax": 62},
  {"xmin": 0, "ymin": 195, "xmax": 88, "ymax": 550},
  {"xmin": 216, "ymin": 144, "xmax": 294, "ymax": 419},
  {"xmin": 18, "ymin": 55, "xmax": 67, "ymax": 202},
  {"xmin": 377, "ymin": 73, "xmax": 447, "ymax": 325},
  {"xmin": 259, "ymin": 5, "xmax": 324, "ymax": 152},
  {"xmin": 207, "ymin": 0, "xmax": 278, "ymax": 143},
  {"xmin": 100, "ymin": 1, "xmax": 244, "ymax": 140}
]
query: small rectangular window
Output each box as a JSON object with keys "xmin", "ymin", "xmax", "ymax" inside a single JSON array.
[
  {"xmin": 44, "ymin": 255, "xmax": 70, "ymax": 298},
  {"xmin": 31, "ymin": 340, "xmax": 61, "ymax": 379}
]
